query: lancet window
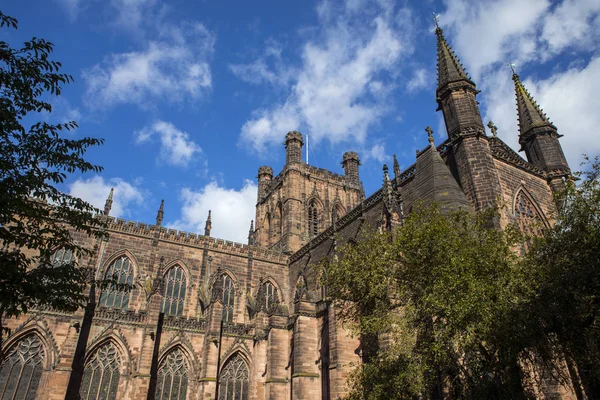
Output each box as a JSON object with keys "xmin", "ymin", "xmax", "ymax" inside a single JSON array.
[
  {"xmin": 218, "ymin": 353, "xmax": 249, "ymax": 400},
  {"xmin": 262, "ymin": 281, "xmax": 278, "ymax": 311},
  {"xmin": 162, "ymin": 265, "xmax": 187, "ymax": 317},
  {"xmin": 52, "ymin": 248, "xmax": 74, "ymax": 267},
  {"xmin": 0, "ymin": 334, "xmax": 45, "ymax": 399},
  {"xmin": 99, "ymin": 256, "xmax": 134, "ymax": 310},
  {"xmin": 155, "ymin": 348, "xmax": 189, "ymax": 400},
  {"xmin": 222, "ymin": 274, "xmax": 235, "ymax": 323},
  {"xmin": 308, "ymin": 200, "xmax": 319, "ymax": 237},
  {"xmin": 80, "ymin": 341, "xmax": 120, "ymax": 400}
]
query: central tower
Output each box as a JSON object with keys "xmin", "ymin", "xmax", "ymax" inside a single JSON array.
[{"xmin": 254, "ymin": 131, "xmax": 364, "ymax": 254}]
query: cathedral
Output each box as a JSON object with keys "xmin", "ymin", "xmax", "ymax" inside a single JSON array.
[{"xmin": 0, "ymin": 25, "xmax": 576, "ymax": 400}]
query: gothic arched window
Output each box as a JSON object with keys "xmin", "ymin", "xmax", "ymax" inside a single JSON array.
[
  {"xmin": 155, "ymin": 348, "xmax": 189, "ymax": 400},
  {"xmin": 222, "ymin": 274, "xmax": 235, "ymax": 323},
  {"xmin": 332, "ymin": 204, "xmax": 345, "ymax": 224},
  {"xmin": 80, "ymin": 341, "xmax": 120, "ymax": 400},
  {"xmin": 0, "ymin": 334, "xmax": 45, "ymax": 399},
  {"xmin": 52, "ymin": 248, "xmax": 74, "ymax": 267},
  {"xmin": 514, "ymin": 190, "xmax": 545, "ymax": 251},
  {"xmin": 262, "ymin": 281, "xmax": 278, "ymax": 310},
  {"xmin": 218, "ymin": 353, "xmax": 249, "ymax": 400},
  {"xmin": 162, "ymin": 265, "xmax": 187, "ymax": 317},
  {"xmin": 308, "ymin": 200, "xmax": 319, "ymax": 237},
  {"xmin": 99, "ymin": 256, "xmax": 134, "ymax": 310}
]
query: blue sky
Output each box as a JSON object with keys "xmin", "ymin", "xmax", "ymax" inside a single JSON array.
[{"xmin": 3, "ymin": 0, "xmax": 599, "ymax": 243}]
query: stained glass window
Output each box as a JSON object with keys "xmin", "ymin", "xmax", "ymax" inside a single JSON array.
[
  {"xmin": 80, "ymin": 341, "xmax": 120, "ymax": 400},
  {"xmin": 308, "ymin": 200, "xmax": 319, "ymax": 237},
  {"xmin": 515, "ymin": 190, "xmax": 545, "ymax": 251},
  {"xmin": 155, "ymin": 348, "xmax": 189, "ymax": 400},
  {"xmin": 0, "ymin": 334, "xmax": 45, "ymax": 400},
  {"xmin": 52, "ymin": 248, "xmax": 74, "ymax": 268},
  {"xmin": 222, "ymin": 275, "xmax": 235, "ymax": 323},
  {"xmin": 99, "ymin": 256, "xmax": 134, "ymax": 310},
  {"xmin": 162, "ymin": 265, "xmax": 187, "ymax": 317},
  {"xmin": 263, "ymin": 282, "xmax": 277, "ymax": 311},
  {"xmin": 218, "ymin": 353, "xmax": 249, "ymax": 400}
]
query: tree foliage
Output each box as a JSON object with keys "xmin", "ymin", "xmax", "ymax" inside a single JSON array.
[
  {"xmin": 524, "ymin": 156, "xmax": 600, "ymax": 398},
  {"xmin": 0, "ymin": 11, "xmax": 106, "ymax": 329},
  {"xmin": 321, "ymin": 158, "xmax": 600, "ymax": 399}
]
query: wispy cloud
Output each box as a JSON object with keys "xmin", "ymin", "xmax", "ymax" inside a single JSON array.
[
  {"xmin": 82, "ymin": 22, "xmax": 215, "ymax": 109},
  {"xmin": 235, "ymin": 1, "xmax": 417, "ymax": 153},
  {"xmin": 134, "ymin": 120, "xmax": 203, "ymax": 168}
]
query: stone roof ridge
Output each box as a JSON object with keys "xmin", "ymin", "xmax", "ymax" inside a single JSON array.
[
  {"xmin": 512, "ymin": 72, "xmax": 555, "ymax": 136},
  {"xmin": 488, "ymin": 136, "xmax": 546, "ymax": 177},
  {"xmin": 289, "ymin": 187, "xmax": 384, "ymax": 263},
  {"xmin": 436, "ymin": 26, "xmax": 474, "ymax": 90}
]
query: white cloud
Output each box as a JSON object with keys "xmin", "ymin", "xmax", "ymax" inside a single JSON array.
[
  {"xmin": 68, "ymin": 176, "xmax": 145, "ymax": 218},
  {"xmin": 362, "ymin": 143, "xmax": 388, "ymax": 164},
  {"xmin": 237, "ymin": 2, "xmax": 415, "ymax": 153},
  {"xmin": 134, "ymin": 120, "xmax": 202, "ymax": 168},
  {"xmin": 170, "ymin": 180, "xmax": 257, "ymax": 243},
  {"xmin": 229, "ymin": 40, "xmax": 294, "ymax": 86},
  {"xmin": 83, "ymin": 22, "xmax": 214, "ymax": 109},
  {"xmin": 442, "ymin": 0, "xmax": 550, "ymax": 79},
  {"xmin": 440, "ymin": 0, "xmax": 600, "ymax": 169},
  {"xmin": 406, "ymin": 68, "xmax": 430, "ymax": 93}
]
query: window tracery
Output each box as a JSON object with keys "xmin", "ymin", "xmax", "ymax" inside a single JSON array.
[
  {"xmin": 155, "ymin": 348, "xmax": 189, "ymax": 400},
  {"xmin": 99, "ymin": 256, "xmax": 134, "ymax": 310},
  {"xmin": 52, "ymin": 248, "xmax": 74, "ymax": 267},
  {"xmin": 262, "ymin": 281, "xmax": 278, "ymax": 311},
  {"xmin": 162, "ymin": 265, "xmax": 187, "ymax": 317},
  {"xmin": 514, "ymin": 190, "xmax": 545, "ymax": 251},
  {"xmin": 222, "ymin": 274, "xmax": 235, "ymax": 323},
  {"xmin": 0, "ymin": 334, "xmax": 45, "ymax": 399},
  {"xmin": 308, "ymin": 200, "xmax": 319, "ymax": 237},
  {"xmin": 80, "ymin": 341, "xmax": 120, "ymax": 400},
  {"xmin": 218, "ymin": 353, "xmax": 249, "ymax": 400}
]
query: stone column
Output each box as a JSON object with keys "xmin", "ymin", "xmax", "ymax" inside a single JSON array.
[
  {"xmin": 292, "ymin": 300, "xmax": 320, "ymax": 399},
  {"xmin": 265, "ymin": 314, "xmax": 290, "ymax": 399}
]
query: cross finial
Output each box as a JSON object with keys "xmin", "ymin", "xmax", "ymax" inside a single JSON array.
[
  {"xmin": 509, "ymin": 62, "xmax": 517, "ymax": 76},
  {"xmin": 487, "ymin": 121, "xmax": 498, "ymax": 137},
  {"xmin": 433, "ymin": 12, "xmax": 441, "ymax": 29},
  {"xmin": 425, "ymin": 126, "xmax": 434, "ymax": 146}
]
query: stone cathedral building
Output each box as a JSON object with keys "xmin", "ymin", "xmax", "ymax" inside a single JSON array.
[{"xmin": 0, "ymin": 27, "xmax": 576, "ymax": 400}]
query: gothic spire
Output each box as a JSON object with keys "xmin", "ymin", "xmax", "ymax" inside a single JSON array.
[
  {"xmin": 435, "ymin": 26, "xmax": 472, "ymax": 89},
  {"xmin": 512, "ymin": 71, "xmax": 554, "ymax": 137},
  {"xmin": 204, "ymin": 210, "xmax": 212, "ymax": 237},
  {"xmin": 103, "ymin": 188, "xmax": 114, "ymax": 216},
  {"xmin": 382, "ymin": 164, "xmax": 394, "ymax": 210},
  {"xmin": 393, "ymin": 154, "xmax": 401, "ymax": 178},
  {"xmin": 248, "ymin": 220, "xmax": 255, "ymax": 245},
  {"xmin": 156, "ymin": 199, "xmax": 164, "ymax": 226}
]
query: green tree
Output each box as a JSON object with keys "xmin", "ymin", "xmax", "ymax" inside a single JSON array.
[
  {"xmin": 0, "ymin": 11, "xmax": 107, "ymax": 355},
  {"xmin": 524, "ymin": 157, "xmax": 600, "ymax": 399},
  {"xmin": 321, "ymin": 205, "xmax": 540, "ymax": 399}
]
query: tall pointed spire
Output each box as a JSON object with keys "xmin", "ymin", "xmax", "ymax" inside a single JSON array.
[
  {"xmin": 155, "ymin": 199, "xmax": 164, "ymax": 226},
  {"xmin": 248, "ymin": 220, "xmax": 255, "ymax": 245},
  {"xmin": 103, "ymin": 188, "xmax": 114, "ymax": 216},
  {"xmin": 512, "ymin": 71, "xmax": 554, "ymax": 138},
  {"xmin": 393, "ymin": 154, "xmax": 401, "ymax": 178},
  {"xmin": 510, "ymin": 68, "xmax": 570, "ymax": 184},
  {"xmin": 204, "ymin": 210, "xmax": 212, "ymax": 237},
  {"xmin": 436, "ymin": 26, "xmax": 472, "ymax": 89}
]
